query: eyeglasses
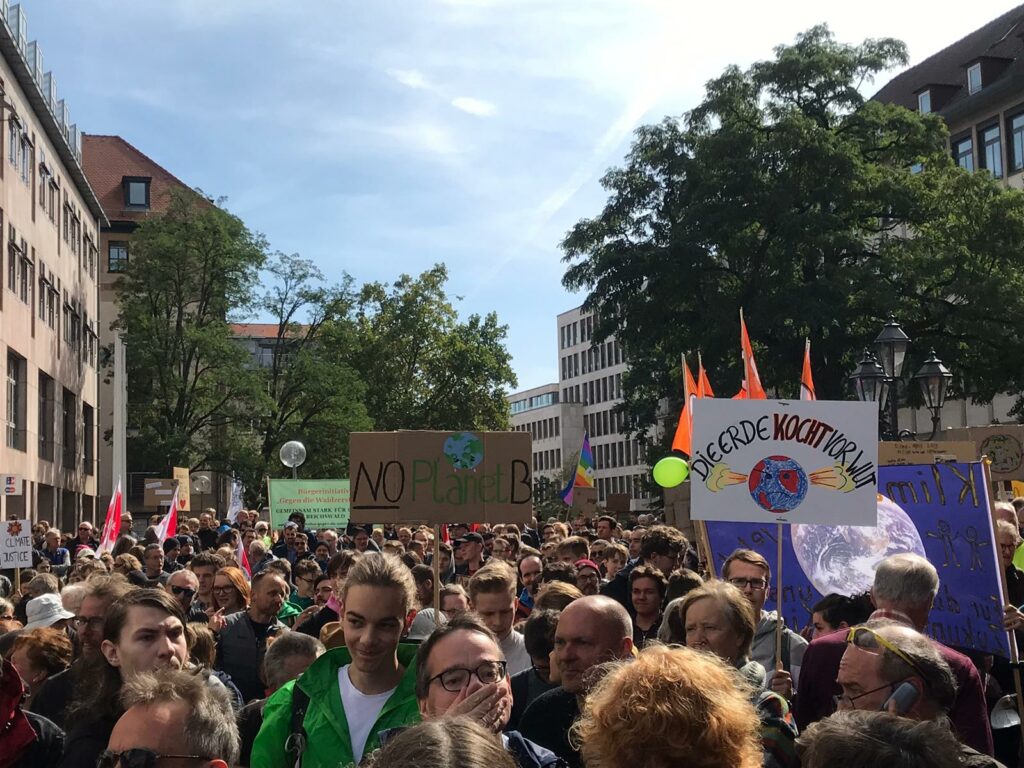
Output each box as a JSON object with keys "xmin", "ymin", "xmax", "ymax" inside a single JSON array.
[
  {"xmin": 73, "ymin": 616, "xmax": 105, "ymax": 630},
  {"xmin": 428, "ymin": 660, "xmax": 508, "ymax": 692},
  {"xmin": 97, "ymin": 748, "xmax": 209, "ymax": 768},
  {"xmin": 212, "ymin": 586, "xmax": 237, "ymax": 594},
  {"xmin": 170, "ymin": 586, "xmax": 196, "ymax": 598},
  {"xmin": 833, "ymin": 681, "xmax": 900, "ymax": 710},
  {"xmin": 845, "ymin": 626, "xmax": 928, "ymax": 683},
  {"xmin": 728, "ymin": 577, "xmax": 769, "ymax": 591}
]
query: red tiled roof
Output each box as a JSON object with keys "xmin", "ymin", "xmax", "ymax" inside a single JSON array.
[{"xmin": 80, "ymin": 134, "xmax": 197, "ymax": 224}]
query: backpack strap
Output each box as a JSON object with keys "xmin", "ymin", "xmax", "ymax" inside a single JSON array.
[{"xmin": 284, "ymin": 684, "xmax": 310, "ymax": 767}]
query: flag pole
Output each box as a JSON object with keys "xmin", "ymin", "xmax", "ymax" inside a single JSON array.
[
  {"xmin": 433, "ymin": 524, "xmax": 442, "ymax": 615},
  {"xmin": 775, "ymin": 522, "xmax": 785, "ymax": 672}
]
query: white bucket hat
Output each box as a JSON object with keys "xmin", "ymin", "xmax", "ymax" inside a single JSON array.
[{"xmin": 23, "ymin": 593, "xmax": 75, "ymax": 630}]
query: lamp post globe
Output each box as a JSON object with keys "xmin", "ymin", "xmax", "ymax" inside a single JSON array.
[{"xmin": 279, "ymin": 440, "xmax": 307, "ymax": 479}]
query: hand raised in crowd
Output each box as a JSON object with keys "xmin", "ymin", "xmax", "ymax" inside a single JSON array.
[
  {"xmin": 206, "ymin": 606, "xmax": 227, "ymax": 633},
  {"xmin": 295, "ymin": 604, "xmax": 319, "ymax": 627},
  {"xmin": 445, "ymin": 681, "xmax": 512, "ymax": 733},
  {"xmin": 1003, "ymin": 604, "xmax": 1024, "ymax": 631},
  {"xmin": 769, "ymin": 662, "xmax": 793, "ymax": 699}
]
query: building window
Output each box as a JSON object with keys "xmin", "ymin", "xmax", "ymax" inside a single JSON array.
[
  {"xmin": 47, "ymin": 287, "xmax": 55, "ymax": 328},
  {"xmin": 83, "ymin": 403, "xmax": 94, "ymax": 475},
  {"xmin": 18, "ymin": 241, "xmax": 28, "ymax": 304},
  {"xmin": 108, "ymin": 241, "xmax": 129, "ymax": 272},
  {"xmin": 1011, "ymin": 113, "xmax": 1024, "ymax": 173},
  {"xmin": 19, "ymin": 136, "xmax": 29, "ymax": 184},
  {"xmin": 6, "ymin": 351, "xmax": 25, "ymax": 451},
  {"xmin": 918, "ymin": 91, "xmax": 931, "ymax": 114},
  {"xmin": 954, "ymin": 136, "xmax": 974, "ymax": 171},
  {"xmin": 981, "ymin": 124, "xmax": 1003, "ymax": 178},
  {"xmin": 38, "ymin": 371, "xmax": 53, "ymax": 461},
  {"xmin": 7, "ymin": 119, "xmax": 17, "ymax": 168},
  {"xmin": 62, "ymin": 388, "xmax": 76, "ymax": 469},
  {"xmin": 968, "ymin": 63, "xmax": 982, "ymax": 95},
  {"xmin": 38, "ymin": 272, "xmax": 46, "ymax": 320},
  {"xmin": 123, "ymin": 177, "xmax": 151, "ymax": 209}
]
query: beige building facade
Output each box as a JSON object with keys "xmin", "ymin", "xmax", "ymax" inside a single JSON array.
[{"xmin": 0, "ymin": 4, "xmax": 105, "ymax": 527}]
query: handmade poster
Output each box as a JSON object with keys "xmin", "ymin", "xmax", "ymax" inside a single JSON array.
[
  {"xmin": 947, "ymin": 425, "xmax": 1024, "ymax": 482},
  {"xmin": 172, "ymin": 466, "xmax": 192, "ymax": 512},
  {"xmin": 691, "ymin": 399, "xmax": 878, "ymax": 526},
  {"xmin": 0, "ymin": 519, "xmax": 32, "ymax": 568},
  {"xmin": 268, "ymin": 479, "xmax": 350, "ymax": 529},
  {"xmin": 349, "ymin": 431, "xmax": 532, "ymax": 524},
  {"xmin": 705, "ymin": 461, "xmax": 1010, "ymax": 657}
]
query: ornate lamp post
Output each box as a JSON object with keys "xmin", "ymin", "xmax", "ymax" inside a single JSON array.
[{"xmin": 279, "ymin": 440, "xmax": 307, "ymax": 479}]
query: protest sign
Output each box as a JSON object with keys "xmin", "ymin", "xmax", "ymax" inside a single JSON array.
[
  {"xmin": 947, "ymin": 425, "xmax": 1024, "ymax": 482},
  {"xmin": 878, "ymin": 441, "xmax": 977, "ymax": 466},
  {"xmin": 2, "ymin": 475, "xmax": 22, "ymax": 495},
  {"xmin": 705, "ymin": 461, "xmax": 1010, "ymax": 657},
  {"xmin": 268, "ymin": 479, "xmax": 350, "ymax": 529},
  {"xmin": 0, "ymin": 519, "xmax": 32, "ymax": 568},
  {"xmin": 349, "ymin": 431, "xmax": 532, "ymax": 524},
  {"xmin": 571, "ymin": 486, "xmax": 598, "ymax": 516},
  {"xmin": 143, "ymin": 479, "xmax": 175, "ymax": 508},
  {"xmin": 173, "ymin": 466, "xmax": 191, "ymax": 512},
  {"xmin": 691, "ymin": 399, "xmax": 878, "ymax": 526}
]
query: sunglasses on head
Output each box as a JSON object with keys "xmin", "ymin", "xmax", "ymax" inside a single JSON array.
[{"xmin": 97, "ymin": 748, "xmax": 208, "ymax": 768}]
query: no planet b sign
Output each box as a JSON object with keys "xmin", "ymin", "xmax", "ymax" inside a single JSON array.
[{"xmin": 691, "ymin": 399, "xmax": 879, "ymax": 526}]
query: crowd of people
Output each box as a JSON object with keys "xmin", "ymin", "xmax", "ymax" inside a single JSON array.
[{"xmin": 0, "ymin": 505, "xmax": 1020, "ymax": 767}]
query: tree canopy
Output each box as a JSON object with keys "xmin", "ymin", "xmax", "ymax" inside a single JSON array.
[{"xmin": 562, "ymin": 25, "xmax": 1024, "ymax": 442}]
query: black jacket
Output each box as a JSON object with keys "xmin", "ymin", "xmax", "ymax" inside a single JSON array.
[
  {"xmin": 519, "ymin": 688, "xmax": 582, "ymax": 768},
  {"xmin": 15, "ymin": 711, "xmax": 64, "ymax": 768},
  {"xmin": 294, "ymin": 604, "xmax": 338, "ymax": 639}
]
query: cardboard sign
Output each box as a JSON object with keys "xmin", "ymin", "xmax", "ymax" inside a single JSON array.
[
  {"xmin": 0, "ymin": 519, "xmax": 32, "ymax": 568},
  {"xmin": 349, "ymin": 431, "xmax": 532, "ymax": 524},
  {"xmin": 691, "ymin": 399, "xmax": 878, "ymax": 526},
  {"xmin": 143, "ymin": 479, "xmax": 176, "ymax": 508},
  {"xmin": 172, "ymin": 466, "xmax": 191, "ymax": 512},
  {"xmin": 706, "ymin": 461, "xmax": 1009, "ymax": 657},
  {"xmin": 606, "ymin": 493, "xmax": 631, "ymax": 514},
  {"xmin": 571, "ymin": 487, "xmax": 598, "ymax": 516},
  {"xmin": 268, "ymin": 479, "xmax": 350, "ymax": 529},
  {"xmin": 2, "ymin": 475, "xmax": 21, "ymax": 495},
  {"xmin": 946, "ymin": 426, "xmax": 1024, "ymax": 481},
  {"xmin": 878, "ymin": 441, "xmax": 977, "ymax": 466}
]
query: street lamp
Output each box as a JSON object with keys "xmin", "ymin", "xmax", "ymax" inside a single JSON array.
[
  {"xmin": 279, "ymin": 440, "xmax": 306, "ymax": 479},
  {"xmin": 849, "ymin": 318, "xmax": 953, "ymax": 441}
]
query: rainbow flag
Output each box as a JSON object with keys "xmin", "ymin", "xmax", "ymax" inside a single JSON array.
[{"xmin": 560, "ymin": 432, "xmax": 595, "ymax": 505}]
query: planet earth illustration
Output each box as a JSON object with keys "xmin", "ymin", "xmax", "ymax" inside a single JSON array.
[
  {"xmin": 443, "ymin": 432, "xmax": 484, "ymax": 470},
  {"xmin": 980, "ymin": 434, "xmax": 1024, "ymax": 475},
  {"xmin": 792, "ymin": 495, "xmax": 925, "ymax": 597},
  {"xmin": 748, "ymin": 455, "xmax": 808, "ymax": 513}
]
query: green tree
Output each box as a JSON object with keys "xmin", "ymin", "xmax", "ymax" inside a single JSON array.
[
  {"xmin": 250, "ymin": 253, "xmax": 372, "ymax": 489},
  {"xmin": 344, "ymin": 265, "xmax": 517, "ymax": 431},
  {"xmin": 562, "ymin": 25, "xmax": 1024, "ymax": 441},
  {"xmin": 115, "ymin": 190, "xmax": 268, "ymax": 472}
]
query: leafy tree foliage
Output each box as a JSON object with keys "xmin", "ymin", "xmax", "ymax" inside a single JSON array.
[{"xmin": 562, "ymin": 26, "xmax": 1024, "ymax": 441}]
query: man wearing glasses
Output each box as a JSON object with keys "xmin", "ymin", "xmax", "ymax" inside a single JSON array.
[
  {"xmin": 795, "ymin": 553, "xmax": 992, "ymax": 756},
  {"xmin": 722, "ymin": 548, "xmax": 807, "ymax": 697},
  {"xmin": 410, "ymin": 613, "xmax": 563, "ymax": 767}
]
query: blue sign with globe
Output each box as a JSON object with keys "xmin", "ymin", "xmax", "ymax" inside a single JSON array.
[
  {"xmin": 443, "ymin": 432, "xmax": 484, "ymax": 470},
  {"xmin": 747, "ymin": 455, "xmax": 808, "ymax": 514}
]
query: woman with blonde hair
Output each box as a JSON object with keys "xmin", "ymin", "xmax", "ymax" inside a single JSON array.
[
  {"xmin": 112, "ymin": 553, "xmax": 142, "ymax": 577},
  {"xmin": 573, "ymin": 644, "xmax": 763, "ymax": 768}
]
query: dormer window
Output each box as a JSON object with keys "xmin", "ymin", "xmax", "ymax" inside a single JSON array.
[
  {"xmin": 918, "ymin": 90, "xmax": 931, "ymax": 114},
  {"xmin": 968, "ymin": 63, "xmax": 982, "ymax": 94},
  {"xmin": 122, "ymin": 176, "xmax": 150, "ymax": 210}
]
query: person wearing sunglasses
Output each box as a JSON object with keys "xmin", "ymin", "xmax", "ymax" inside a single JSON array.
[
  {"xmin": 794, "ymin": 553, "xmax": 992, "ymax": 757},
  {"xmin": 164, "ymin": 570, "xmax": 206, "ymax": 623},
  {"xmin": 101, "ymin": 666, "xmax": 238, "ymax": 768}
]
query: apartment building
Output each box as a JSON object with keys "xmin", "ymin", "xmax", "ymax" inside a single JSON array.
[
  {"xmin": 80, "ymin": 134, "xmax": 196, "ymax": 512},
  {"xmin": 0, "ymin": 4, "xmax": 105, "ymax": 526},
  {"xmin": 873, "ymin": 5, "xmax": 1024, "ymax": 431}
]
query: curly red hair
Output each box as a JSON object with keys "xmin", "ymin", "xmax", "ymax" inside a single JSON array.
[{"xmin": 573, "ymin": 644, "xmax": 762, "ymax": 768}]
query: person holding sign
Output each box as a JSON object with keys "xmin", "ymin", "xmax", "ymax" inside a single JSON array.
[{"xmin": 794, "ymin": 554, "xmax": 992, "ymax": 756}]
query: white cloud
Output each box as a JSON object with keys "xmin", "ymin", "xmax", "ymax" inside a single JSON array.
[
  {"xmin": 388, "ymin": 68, "xmax": 432, "ymax": 90},
  {"xmin": 451, "ymin": 96, "xmax": 497, "ymax": 117}
]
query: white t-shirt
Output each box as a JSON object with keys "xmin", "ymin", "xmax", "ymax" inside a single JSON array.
[
  {"xmin": 337, "ymin": 664, "xmax": 397, "ymax": 763},
  {"xmin": 501, "ymin": 629, "xmax": 532, "ymax": 677}
]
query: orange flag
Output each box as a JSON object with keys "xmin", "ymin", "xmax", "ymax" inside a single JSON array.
[
  {"xmin": 740, "ymin": 310, "xmax": 767, "ymax": 400},
  {"xmin": 670, "ymin": 358, "xmax": 699, "ymax": 456},
  {"xmin": 697, "ymin": 353, "xmax": 715, "ymax": 398},
  {"xmin": 800, "ymin": 339, "xmax": 816, "ymax": 401}
]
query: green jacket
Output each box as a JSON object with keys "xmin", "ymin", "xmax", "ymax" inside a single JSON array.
[{"xmin": 251, "ymin": 644, "xmax": 420, "ymax": 768}]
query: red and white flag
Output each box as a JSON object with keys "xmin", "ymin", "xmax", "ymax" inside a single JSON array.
[
  {"xmin": 236, "ymin": 530, "xmax": 251, "ymax": 577},
  {"xmin": 97, "ymin": 477, "xmax": 123, "ymax": 554},
  {"xmin": 154, "ymin": 487, "xmax": 179, "ymax": 543},
  {"xmin": 801, "ymin": 339, "xmax": 817, "ymax": 401}
]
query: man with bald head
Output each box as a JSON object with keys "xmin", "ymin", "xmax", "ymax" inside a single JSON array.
[{"xmin": 519, "ymin": 595, "xmax": 634, "ymax": 768}]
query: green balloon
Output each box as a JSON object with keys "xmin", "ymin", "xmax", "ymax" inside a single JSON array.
[{"xmin": 653, "ymin": 456, "xmax": 690, "ymax": 488}]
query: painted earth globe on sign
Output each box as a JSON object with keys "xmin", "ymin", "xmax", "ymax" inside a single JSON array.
[
  {"xmin": 443, "ymin": 432, "xmax": 484, "ymax": 470},
  {"xmin": 747, "ymin": 455, "xmax": 808, "ymax": 513},
  {"xmin": 792, "ymin": 495, "xmax": 926, "ymax": 597}
]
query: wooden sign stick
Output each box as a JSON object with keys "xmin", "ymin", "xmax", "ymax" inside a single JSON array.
[{"xmin": 775, "ymin": 522, "xmax": 785, "ymax": 672}]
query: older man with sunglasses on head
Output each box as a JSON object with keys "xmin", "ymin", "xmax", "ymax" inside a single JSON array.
[{"xmin": 795, "ymin": 553, "xmax": 993, "ymax": 756}]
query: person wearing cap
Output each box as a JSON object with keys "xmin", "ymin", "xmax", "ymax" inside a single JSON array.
[
  {"xmin": 455, "ymin": 532, "xmax": 486, "ymax": 581},
  {"xmin": 175, "ymin": 534, "xmax": 195, "ymax": 565},
  {"xmin": 161, "ymin": 539, "xmax": 184, "ymax": 573},
  {"xmin": 574, "ymin": 560, "xmax": 601, "ymax": 597},
  {"xmin": 23, "ymin": 593, "xmax": 75, "ymax": 632}
]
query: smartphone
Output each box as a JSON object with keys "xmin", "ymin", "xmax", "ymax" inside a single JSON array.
[{"xmin": 881, "ymin": 682, "xmax": 919, "ymax": 715}]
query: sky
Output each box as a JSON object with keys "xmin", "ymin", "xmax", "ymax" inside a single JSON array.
[{"xmin": 23, "ymin": 0, "xmax": 1023, "ymax": 392}]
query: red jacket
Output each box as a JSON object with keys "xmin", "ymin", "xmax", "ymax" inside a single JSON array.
[{"xmin": 793, "ymin": 628, "xmax": 993, "ymax": 756}]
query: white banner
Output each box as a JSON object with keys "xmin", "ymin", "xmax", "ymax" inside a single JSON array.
[
  {"xmin": 690, "ymin": 399, "xmax": 878, "ymax": 526},
  {"xmin": 0, "ymin": 518, "xmax": 32, "ymax": 568}
]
